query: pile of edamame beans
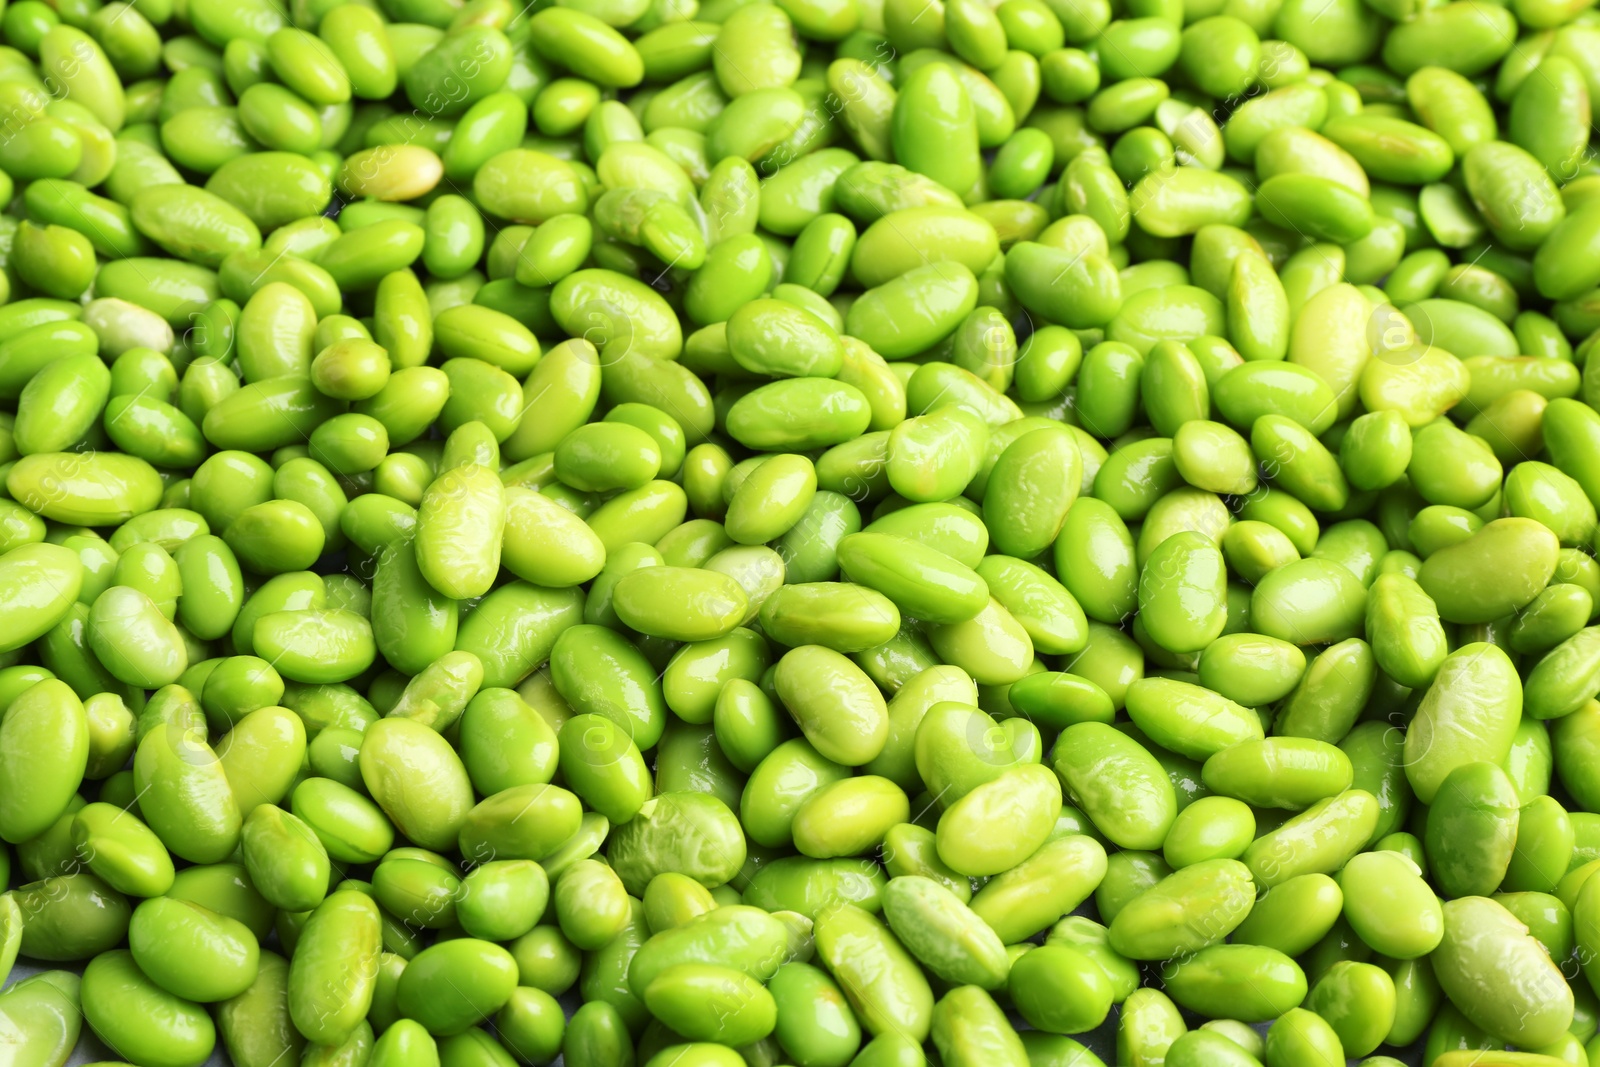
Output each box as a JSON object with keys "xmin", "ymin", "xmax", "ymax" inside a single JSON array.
[{"xmin": 4, "ymin": 0, "xmax": 1600, "ymax": 1061}]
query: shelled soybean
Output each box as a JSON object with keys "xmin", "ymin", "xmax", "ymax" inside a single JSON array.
[{"xmin": 2, "ymin": 0, "xmax": 1600, "ymax": 1064}]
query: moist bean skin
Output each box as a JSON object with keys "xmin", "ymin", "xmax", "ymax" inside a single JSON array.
[{"xmin": 3, "ymin": 1, "xmax": 1600, "ymax": 1064}]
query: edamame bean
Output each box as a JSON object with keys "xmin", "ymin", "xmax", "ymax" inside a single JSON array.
[{"xmin": 0, "ymin": 3, "xmax": 1594, "ymax": 1063}]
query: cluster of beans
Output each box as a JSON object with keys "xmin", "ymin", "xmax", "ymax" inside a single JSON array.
[{"xmin": 6, "ymin": 0, "xmax": 1600, "ymax": 1060}]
